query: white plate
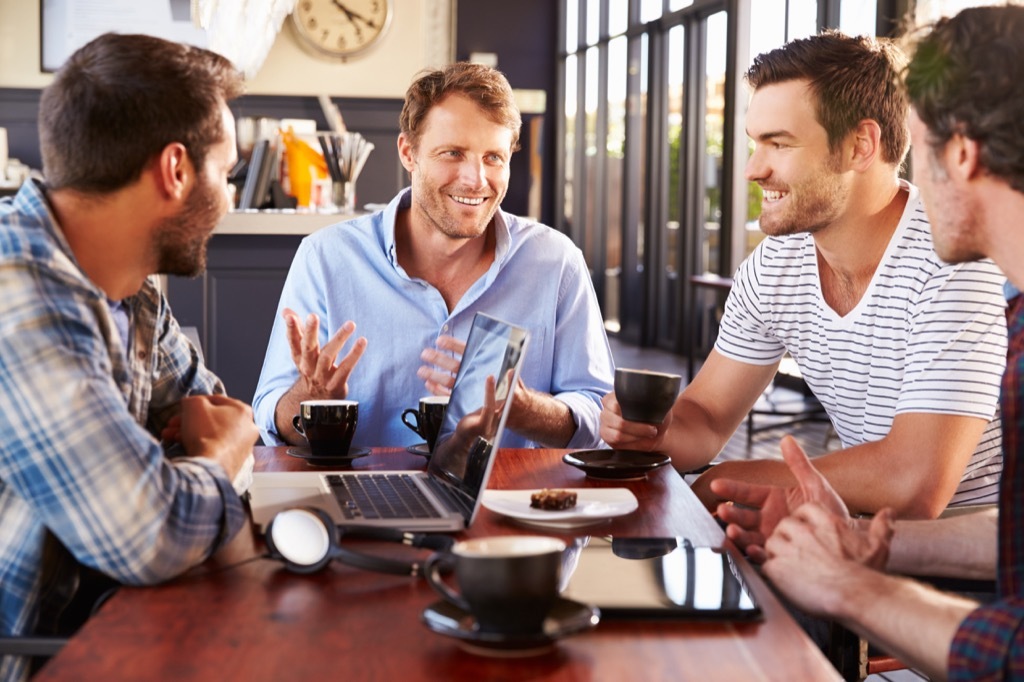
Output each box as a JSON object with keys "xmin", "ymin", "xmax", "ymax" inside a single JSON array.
[{"xmin": 481, "ymin": 488, "xmax": 638, "ymax": 529}]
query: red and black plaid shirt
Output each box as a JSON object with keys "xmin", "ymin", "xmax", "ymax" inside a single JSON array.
[{"xmin": 949, "ymin": 290, "xmax": 1024, "ymax": 680}]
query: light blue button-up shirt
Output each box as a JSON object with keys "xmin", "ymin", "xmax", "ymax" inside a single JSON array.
[{"xmin": 253, "ymin": 188, "xmax": 614, "ymax": 449}]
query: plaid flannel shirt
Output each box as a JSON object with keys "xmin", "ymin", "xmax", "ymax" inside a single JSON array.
[
  {"xmin": 0, "ymin": 181, "xmax": 245, "ymax": 681},
  {"xmin": 949, "ymin": 288, "xmax": 1024, "ymax": 680}
]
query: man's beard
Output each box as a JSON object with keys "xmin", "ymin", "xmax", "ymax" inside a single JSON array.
[
  {"xmin": 155, "ymin": 176, "xmax": 221, "ymax": 277},
  {"xmin": 757, "ymin": 154, "xmax": 847, "ymax": 237}
]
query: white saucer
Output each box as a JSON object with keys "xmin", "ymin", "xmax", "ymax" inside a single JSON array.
[{"xmin": 481, "ymin": 488, "xmax": 638, "ymax": 529}]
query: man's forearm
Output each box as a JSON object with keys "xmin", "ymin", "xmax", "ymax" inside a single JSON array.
[
  {"xmin": 834, "ymin": 566, "xmax": 978, "ymax": 681},
  {"xmin": 664, "ymin": 398, "xmax": 745, "ymax": 473},
  {"xmin": 506, "ymin": 388, "xmax": 576, "ymax": 447},
  {"xmin": 697, "ymin": 428, "xmax": 972, "ymax": 518},
  {"xmin": 886, "ymin": 508, "xmax": 998, "ymax": 580}
]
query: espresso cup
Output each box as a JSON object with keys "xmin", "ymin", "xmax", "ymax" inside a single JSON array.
[
  {"xmin": 292, "ymin": 399, "xmax": 358, "ymax": 458},
  {"xmin": 425, "ymin": 536, "xmax": 566, "ymax": 635},
  {"xmin": 614, "ymin": 368, "xmax": 682, "ymax": 424},
  {"xmin": 401, "ymin": 396, "xmax": 449, "ymax": 452}
]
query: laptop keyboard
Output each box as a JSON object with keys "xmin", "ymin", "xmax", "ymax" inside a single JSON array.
[{"xmin": 326, "ymin": 474, "xmax": 444, "ymax": 520}]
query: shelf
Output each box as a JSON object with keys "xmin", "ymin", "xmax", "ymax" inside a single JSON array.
[{"xmin": 216, "ymin": 209, "xmax": 368, "ymax": 236}]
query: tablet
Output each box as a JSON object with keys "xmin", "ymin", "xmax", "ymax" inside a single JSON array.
[{"xmin": 560, "ymin": 537, "xmax": 762, "ymax": 621}]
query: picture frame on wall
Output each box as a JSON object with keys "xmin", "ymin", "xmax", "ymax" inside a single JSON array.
[{"xmin": 40, "ymin": 0, "xmax": 207, "ymax": 73}]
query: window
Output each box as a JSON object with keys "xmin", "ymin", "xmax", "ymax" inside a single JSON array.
[{"xmin": 556, "ymin": 0, "xmax": 923, "ymax": 353}]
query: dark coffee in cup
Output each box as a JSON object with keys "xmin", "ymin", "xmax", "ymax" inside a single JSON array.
[
  {"xmin": 401, "ymin": 396, "xmax": 449, "ymax": 452},
  {"xmin": 292, "ymin": 400, "xmax": 358, "ymax": 458},
  {"xmin": 424, "ymin": 536, "xmax": 565, "ymax": 634}
]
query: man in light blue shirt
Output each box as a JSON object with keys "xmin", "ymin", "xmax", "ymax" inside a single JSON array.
[{"xmin": 253, "ymin": 63, "xmax": 613, "ymax": 449}]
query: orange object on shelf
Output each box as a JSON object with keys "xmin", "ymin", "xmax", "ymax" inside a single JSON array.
[{"xmin": 280, "ymin": 126, "xmax": 328, "ymax": 207}]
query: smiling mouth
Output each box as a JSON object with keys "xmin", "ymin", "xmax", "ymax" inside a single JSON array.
[
  {"xmin": 450, "ymin": 195, "xmax": 486, "ymax": 206},
  {"xmin": 762, "ymin": 189, "xmax": 788, "ymax": 203}
]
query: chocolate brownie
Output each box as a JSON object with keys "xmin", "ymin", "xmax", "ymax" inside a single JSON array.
[{"xmin": 530, "ymin": 489, "xmax": 578, "ymax": 511}]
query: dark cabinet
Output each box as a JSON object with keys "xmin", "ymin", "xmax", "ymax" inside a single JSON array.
[{"xmin": 166, "ymin": 232, "xmax": 303, "ymax": 404}]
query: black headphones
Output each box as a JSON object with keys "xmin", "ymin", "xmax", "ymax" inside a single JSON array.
[{"xmin": 264, "ymin": 507, "xmax": 454, "ymax": 576}]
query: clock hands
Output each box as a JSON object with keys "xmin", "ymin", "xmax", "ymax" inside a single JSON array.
[{"xmin": 330, "ymin": 0, "xmax": 381, "ymax": 31}]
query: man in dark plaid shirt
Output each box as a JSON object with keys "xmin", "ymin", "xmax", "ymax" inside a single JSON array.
[{"xmin": 710, "ymin": 6, "xmax": 1024, "ymax": 680}]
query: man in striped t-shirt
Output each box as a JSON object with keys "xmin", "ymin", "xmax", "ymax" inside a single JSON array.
[
  {"xmin": 723, "ymin": 8, "xmax": 1024, "ymax": 678},
  {"xmin": 600, "ymin": 32, "xmax": 1006, "ymax": 519}
]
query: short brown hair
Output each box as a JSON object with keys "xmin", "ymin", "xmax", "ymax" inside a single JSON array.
[
  {"xmin": 400, "ymin": 62, "xmax": 522, "ymax": 153},
  {"xmin": 905, "ymin": 6, "xmax": 1024, "ymax": 194},
  {"xmin": 747, "ymin": 31, "xmax": 910, "ymax": 167},
  {"xmin": 39, "ymin": 33, "xmax": 244, "ymax": 193}
]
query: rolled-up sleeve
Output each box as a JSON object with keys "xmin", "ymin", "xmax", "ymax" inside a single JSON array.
[
  {"xmin": 0, "ymin": 268, "xmax": 245, "ymax": 586},
  {"xmin": 550, "ymin": 247, "xmax": 615, "ymax": 449}
]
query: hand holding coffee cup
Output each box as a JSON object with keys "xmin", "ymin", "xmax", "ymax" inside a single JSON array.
[
  {"xmin": 401, "ymin": 396, "xmax": 449, "ymax": 452},
  {"xmin": 424, "ymin": 536, "xmax": 566, "ymax": 634},
  {"xmin": 292, "ymin": 399, "xmax": 359, "ymax": 458},
  {"xmin": 614, "ymin": 368, "xmax": 682, "ymax": 424}
]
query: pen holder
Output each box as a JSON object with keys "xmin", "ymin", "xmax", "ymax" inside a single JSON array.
[{"xmin": 332, "ymin": 180, "xmax": 356, "ymax": 214}]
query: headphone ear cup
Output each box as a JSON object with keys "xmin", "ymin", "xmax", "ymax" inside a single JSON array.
[
  {"xmin": 265, "ymin": 508, "xmax": 437, "ymax": 576},
  {"xmin": 265, "ymin": 507, "xmax": 340, "ymax": 574}
]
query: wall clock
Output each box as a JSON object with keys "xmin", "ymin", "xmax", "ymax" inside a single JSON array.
[{"xmin": 291, "ymin": 0, "xmax": 392, "ymax": 60}]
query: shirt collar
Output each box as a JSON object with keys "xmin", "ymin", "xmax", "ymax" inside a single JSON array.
[
  {"xmin": 382, "ymin": 187, "xmax": 411, "ymax": 265},
  {"xmin": 15, "ymin": 179, "xmax": 77, "ymax": 262}
]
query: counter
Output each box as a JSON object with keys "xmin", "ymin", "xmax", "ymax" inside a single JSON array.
[{"xmin": 216, "ymin": 209, "xmax": 370, "ymax": 236}]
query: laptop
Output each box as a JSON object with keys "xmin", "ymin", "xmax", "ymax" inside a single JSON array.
[{"xmin": 248, "ymin": 313, "xmax": 530, "ymax": 532}]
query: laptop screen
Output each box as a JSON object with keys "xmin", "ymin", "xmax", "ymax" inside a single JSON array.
[{"xmin": 427, "ymin": 313, "xmax": 529, "ymax": 513}]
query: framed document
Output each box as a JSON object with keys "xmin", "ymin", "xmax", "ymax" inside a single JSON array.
[{"xmin": 41, "ymin": 0, "xmax": 208, "ymax": 73}]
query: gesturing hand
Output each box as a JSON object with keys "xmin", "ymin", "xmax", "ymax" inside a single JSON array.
[
  {"xmin": 283, "ymin": 307, "xmax": 367, "ymax": 399},
  {"xmin": 418, "ymin": 335, "xmax": 465, "ymax": 396},
  {"xmin": 710, "ymin": 435, "xmax": 852, "ymax": 563},
  {"xmin": 762, "ymin": 502, "xmax": 895, "ymax": 617}
]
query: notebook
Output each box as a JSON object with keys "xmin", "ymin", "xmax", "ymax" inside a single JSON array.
[{"xmin": 247, "ymin": 313, "xmax": 530, "ymax": 532}]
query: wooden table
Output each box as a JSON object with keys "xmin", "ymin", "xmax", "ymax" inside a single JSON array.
[{"xmin": 36, "ymin": 447, "xmax": 839, "ymax": 681}]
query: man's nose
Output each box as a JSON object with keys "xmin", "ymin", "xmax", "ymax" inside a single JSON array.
[
  {"xmin": 458, "ymin": 158, "xmax": 488, "ymax": 188},
  {"xmin": 745, "ymin": 146, "xmax": 767, "ymax": 182}
]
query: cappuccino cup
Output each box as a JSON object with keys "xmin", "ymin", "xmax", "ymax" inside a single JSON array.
[
  {"xmin": 292, "ymin": 399, "xmax": 358, "ymax": 458},
  {"xmin": 401, "ymin": 395, "xmax": 449, "ymax": 452},
  {"xmin": 424, "ymin": 535, "xmax": 566, "ymax": 634}
]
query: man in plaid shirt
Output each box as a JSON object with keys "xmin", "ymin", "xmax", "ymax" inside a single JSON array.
[
  {"xmin": 0, "ymin": 34, "xmax": 258, "ymax": 681},
  {"xmin": 712, "ymin": 6, "xmax": 1024, "ymax": 680}
]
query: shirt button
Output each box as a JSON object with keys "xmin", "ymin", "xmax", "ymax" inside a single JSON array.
[
  {"xmin": 442, "ymin": 324, "xmax": 449, "ymax": 332},
  {"xmin": 137, "ymin": 351, "xmax": 146, "ymax": 360}
]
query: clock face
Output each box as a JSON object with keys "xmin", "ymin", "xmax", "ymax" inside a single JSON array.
[{"xmin": 291, "ymin": 0, "xmax": 393, "ymax": 59}]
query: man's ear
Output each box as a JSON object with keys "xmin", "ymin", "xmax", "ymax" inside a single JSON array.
[
  {"xmin": 847, "ymin": 119, "xmax": 882, "ymax": 172},
  {"xmin": 945, "ymin": 132, "xmax": 981, "ymax": 182},
  {"xmin": 397, "ymin": 133, "xmax": 417, "ymax": 174},
  {"xmin": 155, "ymin": 142, "xmax": 192, "ymax": 201}
]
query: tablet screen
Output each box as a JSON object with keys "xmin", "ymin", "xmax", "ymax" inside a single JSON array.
[{"xmin": 560, "ymin": 537, "xmax": 761, "ymax": 621}]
